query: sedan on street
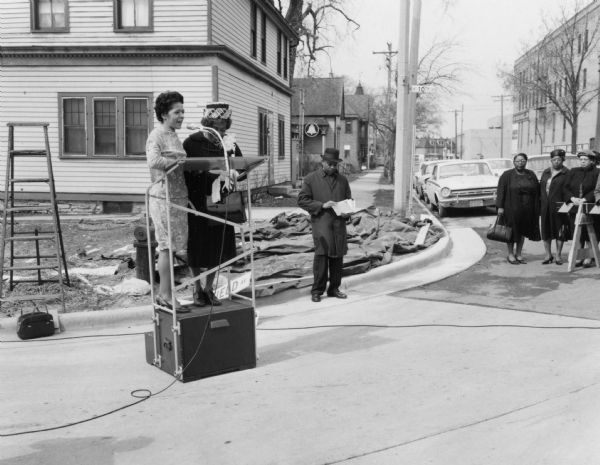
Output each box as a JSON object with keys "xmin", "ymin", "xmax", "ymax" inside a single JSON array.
[{"xmin": 423, "ymin": 160, "xmax": 498, "ymax": 217}]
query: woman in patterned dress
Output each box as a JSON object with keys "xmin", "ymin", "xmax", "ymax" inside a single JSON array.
[{"xmin": 146, "ymin": 91, "xmax": 188, "ymax": 310}]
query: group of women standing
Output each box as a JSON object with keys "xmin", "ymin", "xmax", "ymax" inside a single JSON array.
[
  {"xmin": 496, "ymin": 149, "xmax": 600, "ymax": 266},
  {"xmin": 146, "ymin": 91, "xmax": 243, "ymax": 311}
]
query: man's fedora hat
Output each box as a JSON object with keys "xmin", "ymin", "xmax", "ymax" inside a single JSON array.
[{"xmin": 322, "ymin": 148, "xmax": 342, "ymax": 163}]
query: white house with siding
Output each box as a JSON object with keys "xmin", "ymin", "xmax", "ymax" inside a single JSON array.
[{"xmin": 0, "ymin": 0, "xmax": 296, "ymax": 210}]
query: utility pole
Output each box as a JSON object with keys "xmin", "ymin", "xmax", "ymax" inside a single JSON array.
[
  {"xmin": 460, "ymin": 104, "xmax": 464, "ymax": 159},
  {"xmin": 493, "ymin": 94, "xmax": 509, "ymax": 158},
  {"xmin": 393, "ymin": 0, "xmax": 411, "ymax": 213},
  {"xmin": 373, "ymin": 42, "xmax": 398, "ymax": 108}
]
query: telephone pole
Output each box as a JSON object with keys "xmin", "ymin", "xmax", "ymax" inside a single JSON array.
[
  {"xmin": 373, "ymin": 42, "xmax": 398, "ymax": 108},
  {"xmin": 493, "ymin": 94, "xmax": 510, "ymax": 158}
]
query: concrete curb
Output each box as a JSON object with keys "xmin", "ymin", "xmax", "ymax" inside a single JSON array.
[{"xmin": 0, "ymin": 198, "xmax": 455, "ymax": 333}]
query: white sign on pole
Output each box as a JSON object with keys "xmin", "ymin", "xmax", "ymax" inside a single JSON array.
[{"xmin": 410, "ymin": 85, "xmax": 428, "ymax": 93}]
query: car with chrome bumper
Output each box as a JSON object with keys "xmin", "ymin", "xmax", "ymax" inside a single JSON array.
[{"xmin": 423, "ymin": 160, "xmax": 498, "ymax": 217}]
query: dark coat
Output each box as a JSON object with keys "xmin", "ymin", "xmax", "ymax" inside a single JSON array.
[
  {"xmin": 496, "ymin": 168, "xmax": 540, "ymax": 241},
  {"xmin": 297, "ymin": 168, "xmax": 352, "ymax": 257},
  {"xmin": 182, "ymin": 131, "xmax": 244, "ymax": 269},
  {"xmin": 539, "ymin": 166, "xmax": 570, "ymax": 241},
  {"xmin": 563, "ymin": 165, "xmax": 600, "ymax": 243}
]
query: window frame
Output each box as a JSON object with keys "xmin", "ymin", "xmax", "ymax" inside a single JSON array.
[
  {"xmin": 258, "ymin": 108, "xmax": 269, "ymax": 157},
  {"xmin": 345, "ymin": 120, "xmax": 353, "ymax": 134},
  {"xmin": 283, "ymin": 36, "xmax": 289, "ymax": 79},
  {"xmin": 277, "ymin": 115, "xmax": 285, "ymax": 160},
  {"xmin": 58, "ymin": 92, "xmax": 153, "ymax": 159},
  {"xmin": 277, "ymin": 29, "xmax": 282, "ymax": 75},
  {"xmin": 113, "ymin": 0, "xmax": 154, "ymax": 33},
  {"xmin": 30, "ymin": 0, "xmax": 70, "ymax": 33},
  {"xmin": 261, "ymin": 10, "xmax": 267, "ymax": 64},
  {"xmin": 250, "ymin": 2, "xmax": 258, "ymax": 58}
]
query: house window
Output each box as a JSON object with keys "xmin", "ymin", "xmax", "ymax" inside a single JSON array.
[
  {"xmin": 278, "ymin": 115, "xmax": 285, "ymax": 159},
  {"xmin": 261, "ymin": 11, "xmax": 267, "ymax": 64},
  {"xmin": 283, "ymin": 36, "xmax": 288, "ymax": 79},
  {"xmin": 277, "ymin": 30, "xmax": 282, "ymax": 75},
  {"xmin": 562, "ymin": 115, "xmax": 566, "ymax": 141},
  {"xmin": 345, "ymin": 120, "xmax": 352, "ymax": 134},
  {"xmin": 59, "ymin": 93, "xmax": 151, "ymax": 158},
  {"xmin": 31, "ymin": 0, "xmax": 69, "ymax": 32},
  {"xmin": 578, "ymin": 33, "xmax": 582, "ymax": 54},
  {"xmin": 114, "ymin": 0, "xmax": 152, "ymax": 32},
  {"xmin": 258, "ymin": 109, "xmax": 269, "ymax": 157},
  {"xmin": 552, "ymin": 113, "xmax": 556, "ymax": 143},
  {"xmin": 251, "ymin": 2, "xmax": 257, "ymax": 58}
]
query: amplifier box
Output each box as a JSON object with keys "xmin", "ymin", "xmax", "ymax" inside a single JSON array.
[{"xmin": 145, "ymin": 299, "xmax": 256, "ymax": 382}]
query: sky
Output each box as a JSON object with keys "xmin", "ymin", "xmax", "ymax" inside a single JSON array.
[{"xmin": 323, "ymin": 0, "xmax": 571, "ymax": 136}]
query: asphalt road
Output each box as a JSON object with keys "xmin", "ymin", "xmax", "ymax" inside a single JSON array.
[{"xmin": 398, "ymin": 205, "xmax": 600, "ymax": 321}]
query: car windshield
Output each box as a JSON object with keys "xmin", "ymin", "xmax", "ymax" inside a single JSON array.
[
  {"xmin": 487, "ymin": 159, "xmax": 513, "ymax": 170},
  {"xmin": 438, "ymin": 163, "xmax": 492, "ymax": 178}
]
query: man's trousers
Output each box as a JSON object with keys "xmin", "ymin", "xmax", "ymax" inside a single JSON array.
[{"xmin": 311, "ymin": 255, "xmax": 343, "ymax": 295}]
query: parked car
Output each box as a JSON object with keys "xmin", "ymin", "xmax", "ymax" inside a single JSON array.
[
  {"xmin": 413, "ymin": 160, "xmax": 442, "ymax": 200},
  {"xmin": 526, "ymin": 154, "xmax": 580, "ymax": 179},
  {"xmin": 485, "ymin": 158, "xmax": 513, "ymax": 177},
  {"xmin": 423, "ymin": 160, "xmax": 498, "ymax": 217}
]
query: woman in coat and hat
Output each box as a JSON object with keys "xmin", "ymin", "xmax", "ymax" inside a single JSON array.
[
  {"xmin": 496, "ymin": 153, "xmax": 541, "ymax": 264},
  {"xmin": 183, "ymin": 102, "xmax": 245, "ymax": 306},
  {"xmin": 298, "ymin": 148, "xmax": 352, "ymax": 303},
  {"xmin": 563, "ymin": 149, "xmax": 600, "ymax": 267},
  {"xmin": 539, "ymin": 149, "xmax": 571, "ymax": 265}
]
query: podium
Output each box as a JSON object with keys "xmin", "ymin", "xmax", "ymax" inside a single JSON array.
[{"xmin": 144, "ymin": 152, "xmax": 265, "ymax": 381}]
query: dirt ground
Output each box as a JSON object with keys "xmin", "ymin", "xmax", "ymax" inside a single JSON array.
[{"xmin": 0, "ymin": 177, "xmax": 407, "ymax": 317}]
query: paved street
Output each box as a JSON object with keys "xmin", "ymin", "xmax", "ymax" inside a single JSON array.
[{"xmin": 2, "ymin": 172, "xmax": 600, "ymax": 465}]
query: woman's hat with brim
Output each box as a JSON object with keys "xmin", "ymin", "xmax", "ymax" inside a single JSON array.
[
  {"xmin": 322, "ymin": 148, "xmax": 342, "ymax": 163},
  {"xmin": 577, "ymin": 149, "xmax": 596, "ymax": 161},
  {"xmin": 203, "ymin": 102, "xmax": 232, "ymax": 120}
]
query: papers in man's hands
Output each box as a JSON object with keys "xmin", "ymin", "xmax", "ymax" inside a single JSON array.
[{"xmin": 331, "ymin": 199, "xmax": 358, "ymax": 216}]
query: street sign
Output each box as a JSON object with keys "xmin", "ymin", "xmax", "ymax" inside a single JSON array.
[
  {"xmin": 304, "ymin": 122, "xmax": 320, "ymax": 137},
  {"xmin": 410, "ymin": 85, "xmax": 428, "ymax": 93}
]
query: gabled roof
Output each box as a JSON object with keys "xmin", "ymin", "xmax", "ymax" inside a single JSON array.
[
  {"xmin": 345, "ymin": 94, "xmax": 369, "ymax": 119},
  {"xmin": 291, "ymin": 77, "xmax": 345, "ymax": 117}
]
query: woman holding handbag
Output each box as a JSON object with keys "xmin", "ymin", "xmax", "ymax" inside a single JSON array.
[
  {"xmin": 539, "ymin": 149, "xmax": 571, "ymax": 265},
  {"xmin": 495, "ymin": 153, "xmax": 541, "ymax": 264}
]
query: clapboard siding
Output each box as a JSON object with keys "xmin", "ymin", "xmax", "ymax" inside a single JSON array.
[
  {"xmin": 212, "ymin": 0, "xmax": 290, "ymax": 87},
  {"xmin": 217, "ymin": 63, "xmax": 290, "ymax": 186},
  {"xmin": 0, "ymin": 0, "xmax": 209, "ymax": 46},
  {"xmin": 0, "ymin": 65, "xmax": 213, "ymax": 195}
]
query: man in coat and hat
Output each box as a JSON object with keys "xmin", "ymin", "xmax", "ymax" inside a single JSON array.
[{"xmin": 298, "ymin": 148, "xmax": 352, "ymax": 302}]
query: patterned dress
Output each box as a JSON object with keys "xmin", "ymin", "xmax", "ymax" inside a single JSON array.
[{"xmin": 146, "ymin": 126, "xmax": 188, "ymax": 254}]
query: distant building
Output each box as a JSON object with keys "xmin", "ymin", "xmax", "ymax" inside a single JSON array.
[
  {"xmin": 414, "ymin": 137, "xmax": 455, "ymax": 161},
  {"xmin": 459, "ymin": 116, "xmax": 514, "ymax": 159},
  {"xmin": 512, "ymin": 1, "xmax": 600, "ymax": 154},
  {"xmin": 0, "ymin": 0, "xmax": 296, "ymax": 209},
  {"xmin": 291, "ymin": 77, "xmax": 370, "ymax": 176}
]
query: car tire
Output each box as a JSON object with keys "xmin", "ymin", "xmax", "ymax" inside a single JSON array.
[{"xmin": 438, "ymin": 202, "xmax": 448, "ymax": 218}]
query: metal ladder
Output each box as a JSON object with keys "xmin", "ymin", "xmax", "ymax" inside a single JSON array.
[{"xmin": 0, "ymin": 122, "xmax": 69, "ymax": 312}]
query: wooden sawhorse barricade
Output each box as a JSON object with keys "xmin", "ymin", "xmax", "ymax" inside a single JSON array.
[{"xmin": 566, "ymin": 202, "xmax": 600, "ymax": 272}]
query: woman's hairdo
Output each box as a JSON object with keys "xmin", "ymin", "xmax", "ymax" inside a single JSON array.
[
  {"xmin": 550, "ymin": 149, "xmax": 566, "ymax": 159},
  {"xmin": 154, "ymin": 91, "xmax": 184, "ymax": 123},
  {"xmin": 514, "ymin": 152, "xmax": 528, "ymax": 162}
]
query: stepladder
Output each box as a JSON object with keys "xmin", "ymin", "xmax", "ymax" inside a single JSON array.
[
  {"xmin": 567, "ymin": 202, "xmax": 600, "ymax": 272},
  {"xmin": 0, "ymin": 122, "xmax": 70, "ymax": 313}
]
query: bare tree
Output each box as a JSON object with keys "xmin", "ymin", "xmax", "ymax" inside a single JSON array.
[
  {"xmin": 503, "ymin": 3, "xmax": 600, "ymax": 153},
  {"xmin": 277, "ymin": 0, "xmax": 359, "ymax": 77}
]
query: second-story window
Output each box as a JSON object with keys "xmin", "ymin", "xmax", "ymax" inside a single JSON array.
[
  {"xmin": 283, "ymin": 36, "xmax": 288, "ymax": 79},
  {"xmin": 277, "ymin": 30, "xmax": 282, "ymax": 75},
  {"xmin": 251, "ymin": 2, "xmax": 257, "ymax": 58},
  {"xmin": 31, "ymin": 0, "xmax": 69, "ymax": 32},
  {"xmin": 345, "ymin": 120, "xmax": 353, "ymax": 134},
  {"xmin": 261, "ymin": 11, "xmax": 267, "ymax": 64},
  {"xmin": 114, "ymin": 0, "xmax": 153, "ymax": 32}
]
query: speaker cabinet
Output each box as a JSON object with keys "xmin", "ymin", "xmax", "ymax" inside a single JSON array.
[{"xmin": 145, "ymin": 299, "xmax": 256, "ymax": 382}]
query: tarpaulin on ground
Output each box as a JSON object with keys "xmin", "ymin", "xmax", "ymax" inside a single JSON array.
[{"xmin": 234, "ymin": 207, "xmax": 444, "ymax": 296}]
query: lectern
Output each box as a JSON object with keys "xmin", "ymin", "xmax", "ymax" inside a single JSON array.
[{"xmin": 143, "ymin": 131, "xmax": 265, "ymax": 381}]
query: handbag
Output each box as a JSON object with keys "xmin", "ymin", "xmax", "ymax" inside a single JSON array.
[
  {"xmin": 205, "ymin": 190, "xmax": 247, "ymax": 224},
  {"xmin": 486, "ymin": 214, "xmax": 513, "ymax": 243},
  {"xmin": 17, "ymin": 309, "xmax": 55, "ymax": 340}
]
